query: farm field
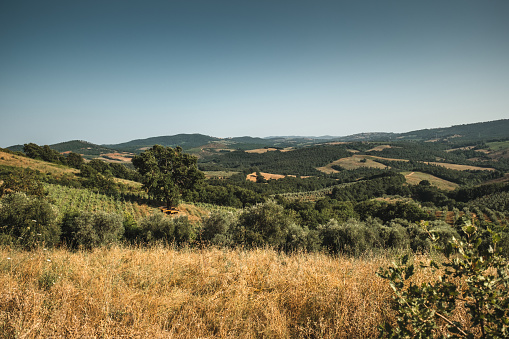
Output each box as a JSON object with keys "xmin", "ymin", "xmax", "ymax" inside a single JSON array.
[
  {"xmin": 0, "ymin": 245, "xmax": 469, "ymax": 338},
  {"xmin": 402, "ymin": 171, "xmax": 459, "ymax": 191},
  {"xmin": 423, "ymin": 161, "xmax": 495, "ymax": 171},
  {"xmin": 316, "ymin": 155, "xmax": 391, "ymax": 173},
  {"xmin": 44, "ymin": 184, "xmax": 210, "ymax": 222}
]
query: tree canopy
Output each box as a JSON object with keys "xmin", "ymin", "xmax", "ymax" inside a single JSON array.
[{"xmin": 132, "ymin": 145, "xmax": 204, "ymax": 208}]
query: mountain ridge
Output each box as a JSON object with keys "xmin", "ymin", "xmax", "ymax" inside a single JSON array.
[{"xmin": 6, "ymin": 119, "xmax": 509, "ymax": 156}]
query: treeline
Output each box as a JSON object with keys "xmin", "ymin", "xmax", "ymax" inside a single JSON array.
[
  {"xmin": 364, "ymin": 140, "xmax": 509, "ymax": 171},
  {"xmin": 199, "ymin": 144, "xmax": 352, "ymax": 176},
  {"xmin": 19, "ymin": 143, "xmax": 142, "ymax": 192},
  {"xmin": 2, "ymin": 190, "xmax": 508, "ymax": 258},
  {"xmin": 373, "ymin": 159, "xmax": 503, "ymax": 185}
]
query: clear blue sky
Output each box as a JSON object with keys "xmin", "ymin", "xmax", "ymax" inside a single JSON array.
[{"xmin": 1, "ymin": 0, "xmax": 508, "ymax": 147}]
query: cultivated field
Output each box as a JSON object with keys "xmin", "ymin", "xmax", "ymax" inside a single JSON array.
[
  {"xmin": 316, "ymin": 155, "xmax": 389, "ymax": 173},
  {"xmin": 403, "ymin": 171, "xmax": 459, "ymax": 191},
  {"xmin": 423, "ymin": 161, "xmax": 495, "ymax": 171}
]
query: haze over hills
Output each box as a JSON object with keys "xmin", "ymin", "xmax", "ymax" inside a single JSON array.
[{"xmin": 6, "ymin": 119, "xmax": 509, "ymax": 159}]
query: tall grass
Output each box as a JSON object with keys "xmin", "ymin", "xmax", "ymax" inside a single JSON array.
[{"xmin": 0, "ymin": 246, "xmax": 403, "ymax": 338}]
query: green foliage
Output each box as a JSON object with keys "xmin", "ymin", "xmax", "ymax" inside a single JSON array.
[
  {"xmin": 0, "ymin": 168, "xmax": 46, "ymax": 197},
  {"xmin": 0, "ymin": 192, "xmax": 60, "ymax": 248},
  {"xmin": 232, "ymin": 200, "xmax": 297, "ymax": 249},
  {"xmin": 378, "ymin": 223, "xmax": 509, "ymax": 338},
  {"xmin": 201, "ymin": 211, "xmax": 238, "ymax": 246},
  {"xmin": 60, "ymin": 211, "xmax": 124, "ymax": 249},
  {"xmin": 355, "ymin": 200, "xmax": 431, "ymax": 223},
  {"xmin": 319, "ymin": 218, "xmax": 383, "ymax": 255},
  {"xmin": 200, "ymin": 144, "xmax": 352, "ymax": 176},
  {"xmin": 406, "ymin": 221, "xmax": 459, "ymax": 253},
  {"xmin": 138, "ymin": 213, "xmax": 195, "ymax": 245},
  {"xmin": 122, "ymin": 213, "xmax": 140, "ymax": 243},
  {"xmin": 132, "ymin": 145, "xmax": 204, "ymax": 208}
]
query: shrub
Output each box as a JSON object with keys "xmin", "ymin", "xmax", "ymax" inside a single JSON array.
[
  {"xmin": 60, "ymin": 211, "xmax": 123, "ymax": 249},
  {"xmin": 233, "ymin": 200, "xmax": 296, "ymax": 248},
  {"xmin": 0, "ymin": 193, "xmax": 60, "ymax": 248},
  {"xmin": 319, "ymin": 218, "xmax": 382, "ymax": 256},
  {"xmin": 378, "ymin": 223, "xmax": 509, "ymax": 338},
  {"xmin": 138, "ymin": 213, "xmax": 174, "ymax": 243},
  {"xmin": 380, "ymin": 222, "xmax": 410, "ymax": 249},
  {"xmin": 407, "ymin": 220, "xmax": 459, "ymax": 253},
  {"xmin": 122, "ymin": 213, "xmax": 141, "ymax": 243},
  {"xmin": 172, "ymin": 216, "xmax": 195, "ymax": 244},
  {"xmin": 201, "ymin": 211, "xmax": 238, "ymax": 246}
]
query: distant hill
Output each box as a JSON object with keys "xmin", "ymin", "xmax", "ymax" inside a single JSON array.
[
  {"xmin": 335, "ymin": 132, "xmax": 397, "ymax": 142},
  {"xmin": 7, "ymin": 119, "xmax": 509, "ymax": 158},
  {"xmin": 50, "ymin": 140, "xmax": 119, "ymax": 156},
  {"xmin": 105, "ymin": 134, "xmax": 221, "ymax": 152},
  {"xmin": 396, "ymin": 119, "xmax": 509, "ymax": 142}
]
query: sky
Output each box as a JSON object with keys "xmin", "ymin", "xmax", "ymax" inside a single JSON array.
[{"xmin": 1, "ymin": 0, "xmax": 508, "ymax": 147}]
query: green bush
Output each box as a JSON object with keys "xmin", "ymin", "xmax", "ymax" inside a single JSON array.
[
  {"xmin": 122, "ymin": 213, "xmax": 141, "ymax": 243},
  {"xmin": 172, "ymin": 216, "xmax": 195, "ymax": 244},
  {"xmin": 0, "ymin": 193, "xmax": 60, "ymax": 248},
  {"xmin": 201, "ymin": 211, "xmax": 238, "ymax": 246},
  {"xmin": 319, "ymin": 218, "xmax": 382, "ymax": 256},
  {"xmin": 378, "ymin": 223, "xmax": 509, "ymax": 338},
  {"xmin": 407, "ymin": 221, "xmax": 459, "ymax": 253},
  {"xmin": 380, "ymin": 222, "xmax": 411, "ymax": 250},
  {"xmin": 138, "ymin": 213, "xmax": 174, "ymax": 243},
  {"xmin": 61, "ymin": 211, "xmax": 123, "ymax": 249},
  {"xmin": 233, "ymin": 200, "xmax": 296, "ymax": 248}
]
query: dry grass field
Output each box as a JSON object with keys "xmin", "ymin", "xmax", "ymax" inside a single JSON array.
[
  {"xmin": 245, "ymin": 148, "xmax": 293, "ymax": 154},
  {"xmin": 403, "ymin": 171, "xmax": 459, "ymax": 191},
  {"xmin": 0, "ymin": 246, "xmax": 475, "ymax": 338},
  {"xmin": 0, "ymin": 150, "xmax": 78, "ymax": 177},
  {"xmin": 316, "ymin": 155, "xmax": 389, "ymax": 173},
  {"xmin": 423, "ymin": 161, "xmax": 495, "ymax": 171},
  {"xmin": 246, "ymin": 172, "xmax": 287, "ymax": 181},
  {"xmin": 0, "ymin": 246, "xmax": 393, "ymax": 338}
]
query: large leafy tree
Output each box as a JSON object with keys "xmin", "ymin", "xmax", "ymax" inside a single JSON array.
[{"xmin": 132, "ymin": 145, "xmax": 204, "ymax": 208}]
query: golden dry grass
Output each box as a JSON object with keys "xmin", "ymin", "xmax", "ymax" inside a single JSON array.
[
  {"xmin": 403, "ymin": 171, "xmax": 459, "ymax": 191},
  {"xmin": 245, "ymin": 148, "xmax": 279, "ymax": 154},
  {"xmin": 423, "ymin": 161, "xmax": 495, "ymax": 171},
  {"xmin": 317, "ymin": 155, "xmax": 389, "ymax": 173},
  {"xmin": 246, "ymin": 172, "xmax": 287, "ymax": 182},
  {"xmin": 0, "ymin": 150, "xmax": 78, "ymax": 177},
  {"xmin": 0, "ymin": 246, "xmax": 478, "ymax": 338},
  {"xmin": 0, "ymin": 246, "xmax": 402, "ymax": 338},
  {"xmin": 366, "ymin": 145, "xmax": 393, "ymax": 152}
]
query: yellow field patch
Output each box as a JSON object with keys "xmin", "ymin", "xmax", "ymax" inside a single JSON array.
[
  {"xmin": 246, "ymin": 172, "xmax": 286, "ymax": 181},
  {"xmin": 245, "ymin": 172, "xmax": 306, "ymax": 182},
  {"xmin": 0, "ymin": 150, "xmax": 78, "ymax": 176},
  {"xmin": 97, "ymin": 152, "xmax": 134, "ymax": 163},
  {"xmin": 403, "ymin": 171, "xmax": 459, "ymax": 191},
  {"xmin": 317, "ymin": 155, "xmax": 389, "ymax": 173},
  {"xmin": 245, "ymin": 148, "xmax": 279, "ymax": 154},
  {"xmin": 424, "ymin": 162, "xmax": 495, "ymax": 171},
  {"xmin": 366, "ymin": 145, "xmax": 393, "ymax": 152}
]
